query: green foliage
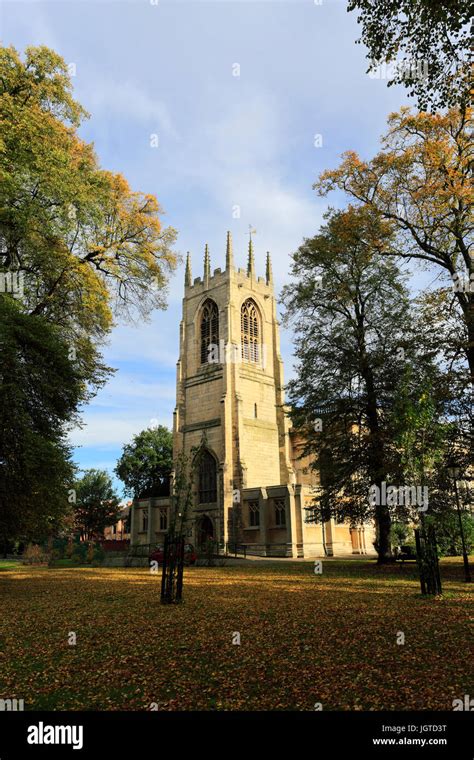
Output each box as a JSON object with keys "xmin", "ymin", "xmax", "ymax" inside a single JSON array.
[
  {"xmin": 390, "ymin": 522, "xmax": 414, "ymax": 548},
  {"xmin": 50, "ymin": 538, "xmax": 68, "ymax": 560},
  {"xmin": 115, "ymin": 426, "xmax": 173, "ymax": 498},
  {"xmin": 391, "ymin": 372, "xmax": 452, "ymax": 524},
  {"xmin": 92, "ymin": 544, "xmax": 105, "ymax": 563},
  {"xmin": 348, "ymin": 0, "xmax": 471, "ymax": 110},
  {"xmin": 281, "ymin": 206, "xmax": 435, "ymax": 560},
  {"xmin": 0, "ymin": 45, "xmax": 177, "ymax": 332},
  {"xmin": 73, "ymin": 470, "xmax": 120, "ymax": 541},
  {"xmin": 427, "ymin": 511, "xmax": 474, "ymax": 557},
  {"xmin": 70, "ymin": 538, "xmax": 87, "ymax": 564},
  {"xmin": 0, "ymin": 43, "xmax": 180, "ymax": 550},
  {"xmin": 316, "ymin": 107, "xmax": 473, "ymax": 385},
  {"xmin": 0, "ymin": 297, "xmax": 85, "ymax": 546},
  {"xmin": 0, "ymin": 47, "xmax": 176, "ymax": 546}
]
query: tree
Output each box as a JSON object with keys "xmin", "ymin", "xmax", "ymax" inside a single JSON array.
[
  {"xmin": 0, "ymin": 45, "xmax": 177, "ymax": 386},
  {"xmin": 392, "ymin": 375, "xmax": 447, "ymax": 501},
  {"xmin": 316, "ymin": 107, "xmax": 473, "ymax": 383},
  {"xmin": 426, "ymin": 511, "xmax": 474, "ymax": 557},
  {"xmin": 0, "ymin": 296, "xmax": 97, "ymax": 549},
  {"xmin": 73, "ymin": 470, "xmax": 120, "ymax": 541},
  {"xmin": 115, "ymin": 426, "xmax": 173, "ymax": 499},
  {"xmin": 281, "ymin": 206, "xmax": 431, "ymax": 562},
  {"xmin": 391, "ymin": 374, "xmax": 450, "ymax": 594},
  {"xmin": 0, "ymin": 44, "xmax": 177, "ymax": 548},
  {"xmin": 348, "ymin": 0, "xmax": 472, "ymax": 110}
]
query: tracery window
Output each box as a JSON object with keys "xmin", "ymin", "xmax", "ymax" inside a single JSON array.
[
  {"xmin": 159, "ymin": 508, "xmax": 168, "ymax": 531},
  {"xmin": 200, "ymin": 299, "xmax": 219, "ymax": 364},
  {"xmin": 199, "ymin": 450, "xmax": 217, "ymax": 503},
  {"xmin": 274, "ymin": 499, "xmax": 286, "ymax": 527},
  {"xmin": 248, "ymin": 501, "xmax": 260, "ymax": 527},
  {"xmin": 241, "ymin": 299, "xmax": 260, "ymax": 363}
]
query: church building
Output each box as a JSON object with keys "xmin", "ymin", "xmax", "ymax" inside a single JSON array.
[{"xmin": 130, "ymin": 233, "xmax": 376, "ymax": 557}]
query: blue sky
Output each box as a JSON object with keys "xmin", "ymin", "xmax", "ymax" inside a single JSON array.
[{"xmin": 2, "ymin": 0, "xmax": 411, "ymax": 496}]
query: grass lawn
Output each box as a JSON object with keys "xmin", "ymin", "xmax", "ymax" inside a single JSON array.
[{"xmin": 0, "ymin": 559, "xmax": 471, "ymax": 711}]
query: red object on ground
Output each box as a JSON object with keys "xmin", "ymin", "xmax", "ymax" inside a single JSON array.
[{"xmin": 149, "ymin": 543, "xmax": 196, "ymax": 566}]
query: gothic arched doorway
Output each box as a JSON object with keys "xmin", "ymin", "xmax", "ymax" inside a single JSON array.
[{"xmin": 197, "ymin": 515, "xmax": 214, "ymax": 549}]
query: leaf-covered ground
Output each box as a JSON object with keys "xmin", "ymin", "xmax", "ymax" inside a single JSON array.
[{"xmin": 0, "ymin": 559, "xmax": 471, "ymax": 711}]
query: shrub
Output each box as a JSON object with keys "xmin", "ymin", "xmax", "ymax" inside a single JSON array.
[
  {"xmin": 76, "ymin": 541, "xmax": 87, "ymax": 558},
  {"xmin": 51, "ymin": 538, "xmax": 68, "ymax": 559},
  {"xmin": 390, "ymin": 522, "xmax": 415, "ymax": 549},
  {"xmin": 70, "ymin": 541, "xmax": 87, "ymax": 564},
  {"xmin": 93, "ymin": 544, "xmax": 105, "ymax": 563},
  {"xmin": 427, "ymin": 512, "xmax": 474, "ymax": 557},
  {"xmin": 22, "ymin": 544, "xmax": 50, "ymax": 565}
]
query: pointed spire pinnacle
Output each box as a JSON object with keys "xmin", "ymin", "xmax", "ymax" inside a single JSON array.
[
  {"xmin": 266, "ymin": 251, "xmax": 273, "ymax": 286},
  {"xmin": 226, "ymin": 231, "xmax": 234, "ymax": 271},
  {"xmin": 204, "ymin": 243, "xmax": 211, "ymax": 283},
  {"xmin": 247, "ymin": 237, "xmax": 255, "ymax": 278},
  {"xmin": 185, "ymin": 252, "xmax": 192, "ymax": 287}
]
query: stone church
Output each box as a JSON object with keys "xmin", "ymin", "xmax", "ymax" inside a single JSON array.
[{"xmin": 130, "ymin": 233, "xmax": 376, "ymax": 557}]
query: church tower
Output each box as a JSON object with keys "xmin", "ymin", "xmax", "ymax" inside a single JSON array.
[{"xmin": 173, "ymin": 232, "xmax": 294, "ymax": 549}]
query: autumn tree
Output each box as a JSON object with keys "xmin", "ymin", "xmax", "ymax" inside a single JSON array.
[
  {"xmin": 0, "ymin": 45, "xmax": 177, "ymax": 385},
  {"xmin": 348, "ymin": 0, "xmax": 472, "ymax": 110},
  {"xmin": 281, "ymin": 206, "xmax": 438, "ymax": 562},
  {"xmin": 115, "ymin": 425, "xmax": 173, "ymax": 499},
  {"xmin": 0, "ymin": 45, "xmax": 177, "ymax": 539},
  {"xmin": 316, "ymin": 107, "xmax": 473, "ymax": 383}
]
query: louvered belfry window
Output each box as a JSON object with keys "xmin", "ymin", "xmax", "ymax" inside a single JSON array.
[
  {"xmin": 241, "ymin": 299, "xmax": 260, "ymax": 363},
  {"xmin": 199, "ymin": 451, "xmax": 217, "ymax": 503},
  {"xmin": 200, "ymin": 299, "xmax": 219, "ymax": 364}
]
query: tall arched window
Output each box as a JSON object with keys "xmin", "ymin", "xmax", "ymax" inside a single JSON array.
[
  {"xmin": 241, "ymin": 299, "xmax": 260, "ymax": 363},
  {"xmin": 199, "ymin": 450, "xmax": 217, "ymax": 503},
  {"xmin": 200, "ymin": 299, "xmax": 219, "ymax": 364}
]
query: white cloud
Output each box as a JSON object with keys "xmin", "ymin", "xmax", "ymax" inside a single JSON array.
[
  {"xmin": 160, "ymin": 84, "xmax": 325, "ymax": 287},
  {"xmin": 103, "ymin": 320, "xmax": 180, "ymax": 367},
  {"xmin": 90, "ymin": 378, "xmax": 175, "ymax": 409},
  {"xmin": 83, "ymin": 78, "xmax": 178, "ymax": 138},
  {"xmin": 3, "ymin": 0, "xmax": 410, "ymax": 460},
  {"xmin": 70, "ymin": 408, "xmax": 173, "ymax": 448}
]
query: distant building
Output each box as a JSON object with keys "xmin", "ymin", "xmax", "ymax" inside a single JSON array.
[
  {"xmin": 130, "ymin": 234, "xmax": 376, "ymax": 557},
  {"xmin": 104, "ymin": 503, "xmax": 131, "ymax": 542}
]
